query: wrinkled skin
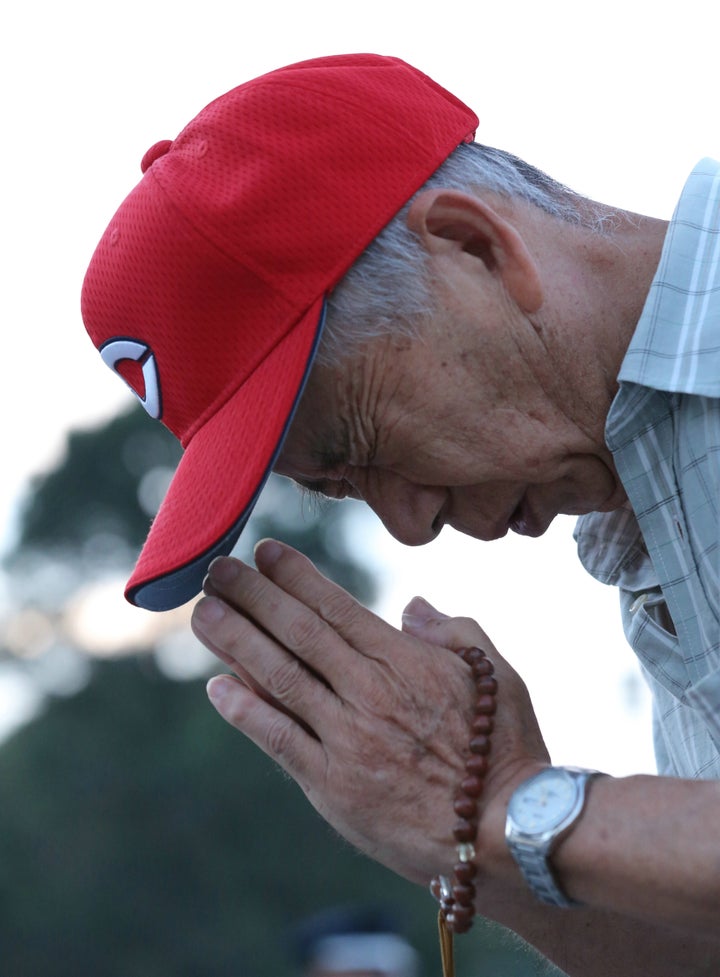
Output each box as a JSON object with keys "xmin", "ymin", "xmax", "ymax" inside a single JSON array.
[
  {"xmin": 192, "ymin": 540, "xmax": 549, "ymax": 886},
  {"xmin": 192, "ymin": 544, "xmax": 720, "ymax": 977}
]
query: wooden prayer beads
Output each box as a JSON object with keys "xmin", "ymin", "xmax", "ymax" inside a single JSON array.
[{"xmin": 430, "ymin": 646, "xmax": 497, "ymax": 935}]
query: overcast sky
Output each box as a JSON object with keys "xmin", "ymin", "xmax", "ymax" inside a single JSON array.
[{"xmin": 3, "ymin": 0, "xmax": 719, "ymax": 769}]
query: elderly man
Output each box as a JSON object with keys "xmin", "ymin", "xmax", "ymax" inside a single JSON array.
[{"xmin": 82, "ymin": 55, "xmax": 720, "ymax": 975}]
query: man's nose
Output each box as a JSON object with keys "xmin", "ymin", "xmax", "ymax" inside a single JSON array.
[{"xmin": 364, "ymin": 472, "xmax": 446, "ymax": 546}]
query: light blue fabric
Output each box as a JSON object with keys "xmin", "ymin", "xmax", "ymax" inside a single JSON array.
[{"xmin": 575, "ymin": 159, "xmax": 720, "ymax": 779}]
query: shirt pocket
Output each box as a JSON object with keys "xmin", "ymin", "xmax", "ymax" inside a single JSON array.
[{"xmin": 621, "ymin": 589, "xmax": 687, "ymax": 698}]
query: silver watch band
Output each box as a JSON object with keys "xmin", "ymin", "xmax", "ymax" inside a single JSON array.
[{"xmin": 509, "ymin": 840, "xmax": 576, "ymax": 907}]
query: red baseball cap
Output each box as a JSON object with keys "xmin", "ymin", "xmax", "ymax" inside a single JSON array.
[{"xmin": 81, "ymin": 54, "xmax": 477, "ymax": 611}]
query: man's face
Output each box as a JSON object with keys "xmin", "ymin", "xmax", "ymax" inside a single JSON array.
[{"xmin": 275, "ymin": 255, "xmax": 626, "ymax": 545}]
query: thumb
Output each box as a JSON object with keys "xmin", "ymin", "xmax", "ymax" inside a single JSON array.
[
  {"xmin": 401, "ymin": 595, "xmax": 449, "ymax": 637},
  {"xmin": 403, "ymin": 596, "xmax": 494, "ymax": 653}
]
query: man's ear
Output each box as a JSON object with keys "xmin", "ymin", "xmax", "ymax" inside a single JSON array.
[{"xmin": 406, "ymin": 189, "xmax": 543, "ymax": 313}]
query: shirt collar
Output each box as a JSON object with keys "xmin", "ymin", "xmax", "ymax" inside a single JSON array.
[{"xmin": 617, "ymin": 157, "xmax": 720, "ymax": 396}]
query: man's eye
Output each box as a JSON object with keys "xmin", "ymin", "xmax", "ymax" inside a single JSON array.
[{"xmin": 297, "ymin": 477, "xmax": 354, "ymax": 508}]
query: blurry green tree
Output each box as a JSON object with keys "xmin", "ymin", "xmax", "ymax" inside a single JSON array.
[
  {"xmin": 0, "ymin": 657, "xmax": 438, "ymax": 976},
  {"xmin": 8, "ymin": 403, "xmax": 375, "ymax": 607}
]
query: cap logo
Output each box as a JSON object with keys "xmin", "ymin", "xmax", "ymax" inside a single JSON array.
[{"xmin": 100, "ymin": 338, "xmax": 162, "ymax": 419}]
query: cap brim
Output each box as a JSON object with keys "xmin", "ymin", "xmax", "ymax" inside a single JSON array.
[{"xmin": 125, "ymin": 297, "xmax": 326, "ymax": 610}]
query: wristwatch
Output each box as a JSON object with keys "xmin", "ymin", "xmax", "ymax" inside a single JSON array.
[{"xmin": 505, "ymin": 766, "xmax": 600, "ymax": 907}]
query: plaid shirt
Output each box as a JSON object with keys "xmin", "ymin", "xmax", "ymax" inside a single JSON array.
[{"xmin": 575, "ymin": 159, "xmax": 720, "ymax": 779}]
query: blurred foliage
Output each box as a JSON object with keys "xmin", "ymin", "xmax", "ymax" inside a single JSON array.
[
  {"xmin": 8, "ymin": 403, "xmax": 376, "ymax": 607},
  {"xmin": 15, "ymin": 406, "xmax": 182, "ymax": 556},
  {"xmin": 0, "ymin": 658, "xmax": 552, "ymax": 976},
  {"xmin": 0, "ymin": 404, "xmax": 562, "ymax": 975}
]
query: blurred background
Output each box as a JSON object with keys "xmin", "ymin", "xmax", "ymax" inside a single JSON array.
[{"xmin": 3, "ymin": 1, "xmax": 719, "ymax": 973}]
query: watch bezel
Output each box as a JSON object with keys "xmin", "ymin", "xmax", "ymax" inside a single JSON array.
[{"xmin": 506, "ymin": 766, "xmax": 589, "ymax": 853}]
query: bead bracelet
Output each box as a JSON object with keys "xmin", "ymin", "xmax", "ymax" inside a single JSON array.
[{"xmin": 430, "ymin": 645, "xmax": 497, "ymax": 937}]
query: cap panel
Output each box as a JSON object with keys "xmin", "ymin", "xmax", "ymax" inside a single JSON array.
[
  {"xmin": 80, "ymin": 53, "xmax": 479, "ymax": 609},
  {"xmin": 150, "ymin": 57, "xmax": 477, "ymax": 302},
  {"xmin": 82, "ymin": 175, "xmax": 297, "ymax": 443}
]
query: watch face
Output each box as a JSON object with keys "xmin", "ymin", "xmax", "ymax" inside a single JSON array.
[{"xmin": 508, "ymin": 769, "xmax": 578, "ymax": 832}]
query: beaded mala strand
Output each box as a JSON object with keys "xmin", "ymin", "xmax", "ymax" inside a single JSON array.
[{"xmin": 430, "ymin": 646, "xmax": 497, "ymax": 977}]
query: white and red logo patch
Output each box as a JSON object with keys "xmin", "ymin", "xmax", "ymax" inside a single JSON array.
[{"xmin": 99, "ymin": 338, "xmax": 162, "ymax": 419}]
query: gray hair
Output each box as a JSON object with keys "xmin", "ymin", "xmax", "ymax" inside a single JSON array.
[{"xmin": 319, "ymin": 141, "xmax": 598, "ymax": 365}]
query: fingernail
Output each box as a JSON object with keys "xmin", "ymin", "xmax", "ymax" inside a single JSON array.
[
  {"xmin": 207, "ymin": 675, "xmax": 230, "ymax": 707},
  {"xmin": 208, "ymin": 556, "xmax": 240, "ymax": 584},
  {"xmin": 194, "ymin": 596, "xmax": 227, "ymax": 626},
  {"xmin": 254, "ymin": 538, "xmax": 283, "ymax": 565}
]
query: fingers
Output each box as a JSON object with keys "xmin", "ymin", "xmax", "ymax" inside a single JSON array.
[
  {"xmin": 206, "ymin": 674, "xmax": 325, "ymax": 786},
  {"xmin": 200, "ymin": 550, "xmax": 359, "ymax": 685},
  {"xmin": 252, "ymin": 540, "xmax": 395, "ymax": 658},
  {"xmin": 192, "ymin": 594, "xmax": 341, "ymax": 737}
]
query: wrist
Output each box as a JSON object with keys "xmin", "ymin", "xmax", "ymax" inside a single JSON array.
[{"xmin": 477, "ymin": 759, "xmax": 550, "ymax": 880}]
